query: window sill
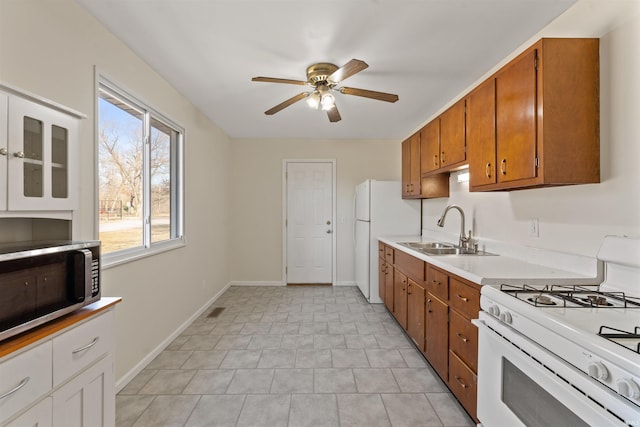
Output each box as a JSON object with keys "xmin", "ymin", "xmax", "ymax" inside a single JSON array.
[{"xmin": 101, "ymin": 239, "xmax": 186, "ymax": 270}]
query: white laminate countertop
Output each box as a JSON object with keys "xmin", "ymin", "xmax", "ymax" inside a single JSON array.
[{"xmin": 378, "ymin": 235, "xmax": 602, "ymax": 287}]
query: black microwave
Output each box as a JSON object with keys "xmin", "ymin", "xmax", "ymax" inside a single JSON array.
[{"xmin": 0, "ymin": 240, "xmax": 101, "ymax": 342}]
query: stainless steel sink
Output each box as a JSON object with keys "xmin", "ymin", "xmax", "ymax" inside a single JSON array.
[
  {"xmin": 399, "ymin": 242, "xmax": 496, "ymax": 256},
  {"xmin": 399, "ymin": 242, "xmax": 455, "ymax": 250}
]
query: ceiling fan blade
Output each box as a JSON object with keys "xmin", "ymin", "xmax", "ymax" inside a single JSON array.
[
  {"xmin": 264, "ymin": 92, "xmax": 309, "ymax": 115},
  {"xmin": 326, "ymin": 105, "xmax": 341, "ymax": 123},
  {"xmin": 339, "ymin": 87, "xmax": 399, "ymax": 103},
  {"xmin": 252, "ymin": 77, "xmax": 307, "ymax": 85},
  {"xmin": 328, "ymin": 59, "xmax": 368, "ymax": 84}
]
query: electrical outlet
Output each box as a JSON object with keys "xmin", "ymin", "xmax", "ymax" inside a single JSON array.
[{"xmin": 528, "ymin": 218, "xmax": 539, "ymax": 237}]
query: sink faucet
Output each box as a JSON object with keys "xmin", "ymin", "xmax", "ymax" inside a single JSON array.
[{"xmin": 436, "ymin": 205, "xmax": 473, "ymax": 250}]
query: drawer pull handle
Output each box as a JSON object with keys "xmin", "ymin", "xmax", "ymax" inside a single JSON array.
[
  {"xmin": 456, "ymin": 332, "xmax": 469, "ymax": 343},
  {"xmin": 456, "ymin": 294, "xmax": 469, "ymax": 302},
  {"xmin": 0, "ymin": 377, "xmax": 29, "ymax": 400},
  {"xmin": 432, "ymin": 280, "xmax": 440, "ymax": 286},
  {"xmin": 72, "ymin": 336, "xmax": 99, "ymax": 354},
  {"xmin": 454, "ymin": 375, "xmax": 468, "ymax": 389}
]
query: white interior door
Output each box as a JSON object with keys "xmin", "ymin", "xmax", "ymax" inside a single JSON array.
[{"xmin": 286, "ymin": 161, "xmax": 333, "ymax": 284}]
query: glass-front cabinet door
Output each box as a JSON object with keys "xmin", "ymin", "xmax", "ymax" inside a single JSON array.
[
  {"xmin": 7, "ymin": 96, "xmax": 78, "ymax": 211},
  {"xmin": 0, "ymin": 93, "xmax": 7, "ymax": 211}
]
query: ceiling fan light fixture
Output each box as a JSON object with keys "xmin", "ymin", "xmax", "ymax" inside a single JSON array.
[
  {"xmin": 321, "ymin": 93, "xmax": 335, "ymax": 111},
  {"xmin": 306, "ymin": 91, "xmax": 320, "ymax": 109}
]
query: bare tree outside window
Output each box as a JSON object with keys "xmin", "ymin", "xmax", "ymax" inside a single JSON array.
[{"xmin": 98, "ymin": 82, "xmax": 183, "ymax": 256}]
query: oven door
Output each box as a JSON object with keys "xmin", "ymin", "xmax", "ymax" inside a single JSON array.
[{"xmin": 473, "ymin": 313, "xmax": 631, "ymax": 427}]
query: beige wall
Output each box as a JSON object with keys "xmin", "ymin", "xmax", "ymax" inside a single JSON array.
[
  {"xmin": 230, "ymin": 138, "xmax": 400, "ymax": 284},
  {"xmin": 0, "ymin": 0, "xmax": 233, "ymax": 384},
  {"xmin": 420, "ymin": 0, "xmax": 640, "ymax": 257}
]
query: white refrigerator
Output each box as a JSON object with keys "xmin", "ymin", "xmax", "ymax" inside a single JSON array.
[{"xmin": 354, "ymin": 180, "xmax": 421, "ymax": 303}]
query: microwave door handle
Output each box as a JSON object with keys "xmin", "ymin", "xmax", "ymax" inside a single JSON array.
[
  {"xmin": 69, "ymin": 249, "xmax": 92, "ymax": 302},
  {"xmin": 82, "ymin": 249, "xmax": 92, "ymax": 300}
]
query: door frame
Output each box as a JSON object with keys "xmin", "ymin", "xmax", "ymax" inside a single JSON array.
[{"xmin": 282, "ymin": 159, "xmax": 337, "ymax": 285}]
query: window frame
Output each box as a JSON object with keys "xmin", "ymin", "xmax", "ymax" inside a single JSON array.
[{"xmin": 96, "ymin": 74, "xmax": 185, "ymax": 268}]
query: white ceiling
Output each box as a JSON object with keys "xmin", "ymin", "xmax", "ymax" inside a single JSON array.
[{"xmin": 76, "ymin": 0, "xmax": 576, "ymax": 140}]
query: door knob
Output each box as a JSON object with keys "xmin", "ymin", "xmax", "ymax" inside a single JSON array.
[
  {"xmin": 14, "ymin": 151, "xmax": 25, "ymax": 158},
  {"xmin": 326, "ymin": 220, "xmax": 331, "ymax": 225},
  {"xmin": 0, "ymin": 148, "xmax": 7, "ymax": 156}
]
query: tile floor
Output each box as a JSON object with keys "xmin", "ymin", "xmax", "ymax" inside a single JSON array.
[{"xmin": 116, "ymin": 286, "xmax": 475, "ymax": 427}]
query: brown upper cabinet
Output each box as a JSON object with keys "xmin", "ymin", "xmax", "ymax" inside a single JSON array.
[
  {"xmin": 468, "ymin": 38, "xmax": 600, "ymax": 191},
  {"xmin": 421, "ymin": 99, "xmax": 466, "ymax": 176},
  {"xmin": 402, "ymin": 132, "xmax": 449, "ymax": 199},
  {"xmin": 420, "ymin": 120, "xmax": 439, "ymax": 175},
  {"xmin": 401, "ymin": 133, "xmax": 421, "ymax": 198}
]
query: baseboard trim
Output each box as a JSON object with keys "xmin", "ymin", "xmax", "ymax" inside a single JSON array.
[
  {"xmin": 335, "ymin": 281, "xmax": 357, "ymax": 287},
  {"xmin": 230, "ymin": 281, "xmax": 285, "ymax": 287},
  {"xmin": 115, "ymin": 282, "xmax": 231, "ymax": 392}
]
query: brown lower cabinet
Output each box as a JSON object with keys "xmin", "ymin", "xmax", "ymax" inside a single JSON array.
[
  {"xmin": 425, "ymin": 292, "xmax": 448, "ymax": 378},
  {"xmin": 379, "ymin": 243, "xmax": 480, "ymax": 422}
]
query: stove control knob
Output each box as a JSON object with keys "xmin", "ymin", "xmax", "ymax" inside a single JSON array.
[
  {"xmin": 500, "ymin": 312, "xmax": 513, "ymax": 324},
  {"xmin": 487, "ymin": 305, "xmax": 500, "ymax": 317},
  {"xmin": 616, "ymin": 378, "xmax": 640, "ymax": 399},
  {"xmin": 587, "ymin": 361, "xmax": 609, "ymax": 381}
]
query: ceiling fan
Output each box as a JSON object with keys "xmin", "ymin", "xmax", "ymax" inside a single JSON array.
[{"xmin": 252, "ymin": 59, "xmax": 399, "ymax": 123}]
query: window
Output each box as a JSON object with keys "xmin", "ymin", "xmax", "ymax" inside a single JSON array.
[{"xmin": 97, "ymin": 78, "xmax": 184, "ymax": 262}]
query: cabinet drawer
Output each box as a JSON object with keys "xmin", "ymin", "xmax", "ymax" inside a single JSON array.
[
  {"xmin": 448, "ymin": 350, "xmax": 477, "ymax": 421},
  {"xmin": 449, "ymin": 310, "xmax": 478, "ymax": 372},
  {"xmin": 53, "ymin": 310, "xmax": 114, "ymax": 387},
  {"xmin": 395, "ymin": 250, "xmax": 424, "ymax": 283},
  {"xmin": 449, "ymin": 278, "xmax": 479, "ymax": 319},
  {"xmin": 0, "ymin": 341, "xmax": 52, "ymax": 424},
  {"xmin": 5, "ymin": 396, "xmax": 52, "ymax": 427},
  {"xmin": 378, "ymin": 242, "xmax": 385, "ymax": 260},
  {"xmin": 426, "ymin": 265, "xmax": 449, "ymax": 300}
]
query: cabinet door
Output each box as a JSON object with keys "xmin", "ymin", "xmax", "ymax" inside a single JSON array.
[
  {"xmin": 468, "ymin": 78, "xmax": 497, "ymax": 188},
  {"xmin": 406, "ymin": 279, "xmax": 426, "ymax": 352},
  {"xmin": 425, "ymin": 293, "xmax": 448, "ymax": 380},
  {"xmin": 378, "ymin": 259, "xmax": 387, "ymax": 303},
  {"xmin": 496, "ymin": 49, "xmax": 537, "ymax": 183},
  {"xmin": 401, "ymin": 138, "xmax": 412, "ymax": 197},
  {"xmin": 52, "ymin": 355, "xmax": 115, "ymax": 427},
  {"xmin": 409, "ymin": 133, "xmax": 421, "ymax": 195},
  {"xmin": 439, "ymin": 100, "xmax": 466, "ymax": 168},
  {"xmin": 7, "ymin": 96, "xmax": 77, "ymax": 211},
  {"xmin": 393, "ymin": 270, "xmax": 408, "ymax": 329},
  {"xmin": 0, "ymin": 93, "xmax": 7, "ymax": 211},
  {"xmin": 420, "ymin": 120, "xmax": 439, "ymax": 174},
  {"xmin": 384, "ymin": 262, "xmax": 394, "ymax": 312}
]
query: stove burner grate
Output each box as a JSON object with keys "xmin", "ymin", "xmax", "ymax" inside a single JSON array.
[
  {"xmin": 598, "ymin": 326, "xmax": 640, "ymax": 354},
  {"xmin": 500, "ymin": 284, "xmax": 640, "ymax": 308}
]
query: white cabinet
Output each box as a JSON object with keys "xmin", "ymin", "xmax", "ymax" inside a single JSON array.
[
  {"xmin": 5, "ymin": 95, "xmax": 79, "ymax": 211},
  {"xmin": 0, "ymin": 341, "xmax": 52, "ymax": 423},
  {"xmin": 0, "ymin": 84, "xmax": 83, "ymax": 213},
  {"xmin": 0, "ymin": 307, "xmax": 116, "ymax": 427},
  {"xmin": 5, "ymin": 398, "xmax": 52, "ymax": 427},
  {"xmin": 0, "ymin": 93, "xmax": 7, "ymax": 211},
  {"xmin": 52, "ymin": 356, "xmax": 114, "ymax": 427}
]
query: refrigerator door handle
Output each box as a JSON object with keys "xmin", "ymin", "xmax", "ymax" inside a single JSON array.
[{"xmin": 352, "ymin": 190, "xmax": 357, "ymax": 249}]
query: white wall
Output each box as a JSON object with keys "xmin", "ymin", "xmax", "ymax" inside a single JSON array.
[
  {"xmin": 230, "ymin": 138, "xmax": 400, "ymax": 284},
  {"xmin": 0, "ymin": 0, "xmax": 233, "ymax": 383},
  {"xmin": 422, "ymin": 0, "xmax": 640, "ymax": 258}
]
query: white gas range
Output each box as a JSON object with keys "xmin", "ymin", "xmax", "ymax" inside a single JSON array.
[{"xmin": 473, "ymin": 236, "xmax": 640, "ymax": 427}]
